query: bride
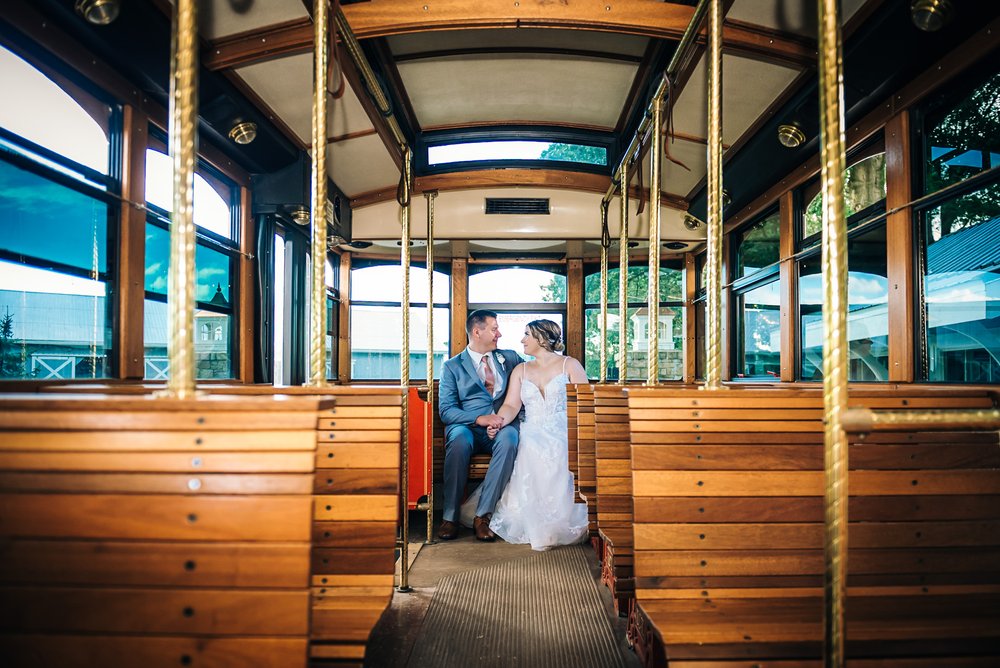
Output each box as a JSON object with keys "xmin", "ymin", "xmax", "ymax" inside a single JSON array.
[{"xmin": 461, "ymin": 319, "xmax": 590, "ymax": 551}]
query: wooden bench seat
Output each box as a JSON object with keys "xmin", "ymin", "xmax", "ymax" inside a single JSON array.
[
  {"xmin": 0, "ymin": 392, "xmax": 325, "ymax": 667},
  {"xmin": 575, "ymin": 385, "xmax": 599, "ymax": 539},
  {"xmin": 34, "ymin": 383, "xmax": 404, "ymax": 667},
  {"xmin": 627, "ymin": 386, "xmax": 1000, "ymax": 667}
]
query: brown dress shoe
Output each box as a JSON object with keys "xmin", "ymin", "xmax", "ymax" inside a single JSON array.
[
  {"xmin": 437, "ymin": 520, "xmax": 459, "ymax": 540},
  {"xmin": 474, "ymin": 515, "xmax": 496, "ymax": 542}
]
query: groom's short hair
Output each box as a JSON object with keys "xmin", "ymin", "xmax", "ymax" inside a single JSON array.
[{"xmin": 466, "ymin": 309, "xmax": 498, "ymax": 337}]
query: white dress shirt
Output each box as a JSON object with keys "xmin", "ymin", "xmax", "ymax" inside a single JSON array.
[{"xmin": 466, "ymin": 347, "xmax": 504, "ymax": 398}]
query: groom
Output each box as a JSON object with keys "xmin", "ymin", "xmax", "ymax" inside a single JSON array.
[{"xmin": 438, "ymin": 309, "xmax": 523, "ymax": 541}]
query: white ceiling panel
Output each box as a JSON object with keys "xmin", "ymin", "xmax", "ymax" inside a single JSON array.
[
  {"xmin": 398, "ymin": 55, "xmax": 638, "ymax": 128},
  {"xmin": 728, "ymin": 0, "xmax": 869, "ymax": 37},
  {"xmin": 236, "ymin": 54, "xmax": 373, "ymax": 145},
  {"xmin": 388, "ymin": 28, "xmax": 649, "ymax": 58},
  {"xmin": 672, "ymin": 54, "xmax": 801, "ymax": 144},
  {"xmin": 644, "ymin": 137, "xmax": 709, "ymax": 196},
  {"xmin": 196, "ymin": 0, "xmax": 308, "ymax": 40},
  {"xmin": 326, "ymin": 134, "xmax": 399, "ymax": 197}
]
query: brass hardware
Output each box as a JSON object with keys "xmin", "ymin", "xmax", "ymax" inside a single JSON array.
[
  {"xmin": 647, "ymin": 94, "xmax": 663, "ymax": 386},
  {"xmin": 75, "ymin": 0, "xmax": 119, "ymax": 25},
  {"xmin": 818, "ymin": 0, "xmax": 849, "ymax": 663},
  {"xmin": 911, "ymin": 0, "xmax": 954, "ymax": 32},
  {"xmin": 704, "ymin": 0, "xmax": 725, "ymax": 390},
  {"xmin": 162, "ymin": 0, "xmax": 198, "ymax": 399},
  {"xmin": 289, "ymin": 206, "xmax": 310, "ymax": 226},
  {"xmin": 777, "ymin": 123, "xmax": 806, "ymax": 148},
  {"xmin": 227, "ymin": 121, "xmax": 257, "ymax": 145},
  {"xmin": 618, "ymin": 167, "xmax": 629, "ymax": 384},
  {"xmin": 306, "ymin": 0, "xmax": 330, "ymax": 388}
]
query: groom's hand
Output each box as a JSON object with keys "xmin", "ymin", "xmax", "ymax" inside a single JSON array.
[{"xmin": 475, "ymin": 414, "xmax": 503, "ymax": 430}]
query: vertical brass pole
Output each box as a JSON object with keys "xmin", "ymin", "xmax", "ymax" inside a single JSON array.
[
  {"xmin": 164, "ymin": 0, "xmax": 198, "ymax": 398},
  {"xmin": 618, "ymin": 169, "xmax": 630, "ymax": 384},
  {"xmin": 704, "ymin": 0, "xmax": 724, "ymax": 390},
  {"xmin": 599, "ymin": 200, "xmax": 610, "ymax": 383},
  {"xmin": 818, "ymin": 0, "xmax": 849, "ymax": 664},
  {"xmin": 307, "ymin": 0, "xmax": 330, "ymax": 386},
  {"xmin": 425, "ymin": 190, "xmax": 437, "ymax": 544},
  {"xmin": 647, "ymin": 96, "xmax": 663, "ymax": 386},
  {"xmin": 398, "ymin": 147, "xmax": 413, "ymax": 592}
]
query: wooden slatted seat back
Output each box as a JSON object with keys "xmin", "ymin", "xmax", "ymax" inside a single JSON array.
[
  {"xmin": 626, "ymin": 386, "xmax": 1000, "ymax": 665},
  {"xmin": 567, "ymin": 384, "xmax": 580, "ymax": 496},
  {"xmin": 0, "ymin": 392, "xmax": 325, "ymax": 667},
  {"xmin": 575, "ymin": 385, "xmax": 598, "ymax": 535},
  {"xmin": 592, "ymin": 384, "xmax": 633, "ymax": 612},
  {"xmin": 36, "ymin": 383, "xmax": 405, "ymax": 667}
]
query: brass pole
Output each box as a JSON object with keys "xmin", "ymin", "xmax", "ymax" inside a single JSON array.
[
  {"xmin": 647, "ymin": 95, "xmax": 663, "ymax": 386},
  {"xmin": 818, "ymin": 0, "xmax": 849, "ymax": 663},
  {"xmin": 164, "ymin": 0, "xmax": 198, "ymax": 398},
  {"xmin": 599, "ymin": 200, "xmax": 610, "ymax": 383},
  {"xmin": 307, "ymin": 0, "xmax": 331, "ymax": 387},
  {"xmin": 397, "ymin": 147, "xmax": 413, "ymax": 592},
  {"xmin": 425, "ymin": 190, "xmax": 437, "ymax": 544},
  {"xmin": 842, "ymin": 407, "xmax": 1000, "ymax": 433},
  {"xmin": 705, "ymin": 0, "xmax": 724, "ymax": 390},
  {"xmin": 618, "ymin": 169, "xmax": 630, "ymax": 384}
]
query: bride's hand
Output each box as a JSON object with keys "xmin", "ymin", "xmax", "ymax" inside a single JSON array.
[{"xmin": 486, "ymin": 424, "xmax": 499, "ymax": 439}]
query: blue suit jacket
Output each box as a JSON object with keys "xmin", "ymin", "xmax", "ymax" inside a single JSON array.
[{"xmin": 439, "ymin": 348, "xmax": 523, "ymax": 441}]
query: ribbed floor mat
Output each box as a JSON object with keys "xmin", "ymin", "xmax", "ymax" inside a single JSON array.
[{"xmin": 406, "ymin": 544, "xmax": 626, "ymax": 667}]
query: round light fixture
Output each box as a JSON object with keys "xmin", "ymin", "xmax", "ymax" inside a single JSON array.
[
  {"xmin": 228, "ymin": 121, "xmax": 258, "ymax": 145},
  {"xmin": 777, "ymin": 123, "xmax": 806, "ymax": 148},
  {"xmin": 911, "ymin": 0, "xmax": 954, "ymax": 32},
  {"xmin": 627, "ymin": 241, "xmax": 639, "ymax": 249},
  {"xmin": 75, "ymin": 0, "xmax": 120, "ymax": 25},
  {"xmin": 348, "ymin": 240, "xmax": 373, "ymax": 250},
  {"xmin": 289, "ymin": 206, "xmax": 310, "ymax": 226},
  {"xmin": 683, "ymin": 214, "xmax": 702, "ymax": 231},
  {"xmin": 722, "ymin": 189, "xmax": 732, "ymax": 207},
  {"xmin": 663, "ymin": 241, "xmax": 688, "ymax": 251}
]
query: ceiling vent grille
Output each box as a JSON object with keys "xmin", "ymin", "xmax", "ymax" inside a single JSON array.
[{"xmin": 485, "ymin": 197, "xmax": 550, "ymax": 215}]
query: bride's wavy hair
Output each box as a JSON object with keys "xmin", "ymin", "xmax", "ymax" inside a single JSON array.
[{"xmin": 527, "ymin": 319, "xmax": 565, "ymax": 353}]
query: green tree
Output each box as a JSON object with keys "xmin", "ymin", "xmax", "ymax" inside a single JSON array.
[
  {"xmin": 538, "ymin": 143, "xmax": 607, "ymax": 166},
  {"xmin": 0, "ymin": 307, "xmax": 27, "ymax": 378}
]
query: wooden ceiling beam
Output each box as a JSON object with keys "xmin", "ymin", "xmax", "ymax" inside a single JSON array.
[
  {"xmin": 341, "ymin": 0, "xmax": 812, "ymax": 68},
  {"xmin": 350, "ymin": 168, "xmax": 686, "ymax": 210},
  {"xmin": 204, "ymin": 18, "xmax": 313, "ymax": 71}
]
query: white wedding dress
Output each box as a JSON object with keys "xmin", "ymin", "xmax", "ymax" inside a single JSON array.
[{"xmin": 461, "ymin": 359, "xmax": 589, "ymax": 551}]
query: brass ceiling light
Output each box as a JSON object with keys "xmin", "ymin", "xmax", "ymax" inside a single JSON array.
[
  {"xmin": 228, "ymin": 121, "xmax": 258, "ymax": 145},
  {"xmin": 911, "ymin": 0, "xmax": 954, "ymax": 32},
  {"xmin": 721, "ymin": 189, "xmax": 732, "ymax": 208},
  {"xmin": 289, "ymin": 206, "xmax": 310, "ymax": 226},
  {"xmin": 75, "ymin": 0, "xmax": 120, "ymax": 25},
  {"xmin": 683, "ymin": 214, "xmax": 703, "ymax": 231},
  {"xmin": 777, "ymin": 123, "xmax": 806, "ymax": 148}
]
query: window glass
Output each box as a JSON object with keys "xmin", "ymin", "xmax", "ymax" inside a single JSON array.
[
  {"xmin": 803, "ymin": 153, "xmax": 886, "ymax": 239},
  {"xmin": 924, "ymin": 72, "xmax": 1000, "ymax": 195},
  {"xmin": 582, "ymin": 266, "xmax": 683, "ymax": 303},
  {"xmin": 493, "ymin": 312, "xmax": 566, "ymax": 361},
  {"xmin": 736, "ymin": 210, "xmax": 780, "ymax": 278},
  {"xmin": 469, "ymin": 267, "xmax": 565, "ymax": 304},
  {"xmin": 350, "ymin": 264, "xmax": 450, "ymax": 303},
  {"xmin": 0, "ymin": 159, "xmax": 110, "ymax": 275},
  {"xmin": 0, "ymin": 45, "xmax": 110, "ymax": 173},
  {"xmin": 144, "ymin": 223, "xmax": 232, "ymax": 304},
  {"xmin": 145, "ymin": 149, "xmax": 234, "ymax": 239},
  {"xmin": 143, "ymin": 298, "xmax": 232, "ymax": 380},
  {"xmin": 350, "ymin": 305, "xmax": 450, "ymax": 380},
  {"xmin": 736, "ymin": 280, "xmax": 781, "ymax": 378},
  {"xmin": 428, "ymin": 141, "xmax": 606, "ymax": 166},
  {"xmin": 584, "ymin": 306, "xmax": 682, "ymax": 381},
  {"xmin": 0, "ymin": 261, "xmax": 111, "ymax": 379},
  {"xmin": 582, "ymin": 266, "xmax": 684, "ymax": 380},
  {"xmin": 921, "ymin": 181, "xmax": 1000, "ymax": 382},
  {"xmin": 798, "ymin": 224, "xmax": 889, "ymax": 381}
]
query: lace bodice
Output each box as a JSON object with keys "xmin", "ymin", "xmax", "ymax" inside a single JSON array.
[{"xmin": 521, "ymin": 371, "xmax": 568, "ymax": 427}]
